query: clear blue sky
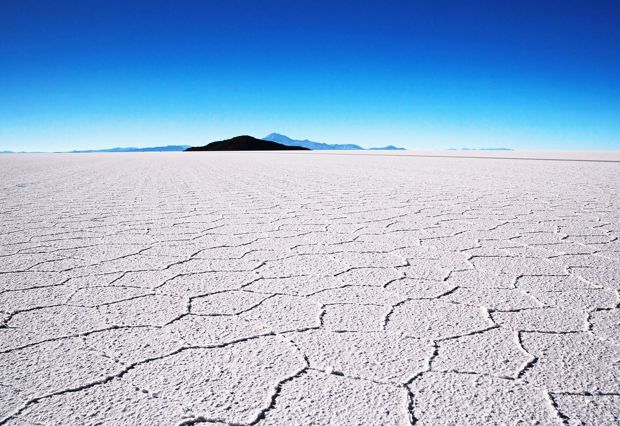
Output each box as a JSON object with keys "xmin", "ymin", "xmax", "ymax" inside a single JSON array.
[{"xmin": 1, "ymin": 0, "xmax": 619, "ymax": 151}]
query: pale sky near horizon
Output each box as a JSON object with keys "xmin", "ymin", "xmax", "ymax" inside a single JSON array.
[{"xmin": 1, "ymin": 0, "xmax": 620, "ymax": 152}]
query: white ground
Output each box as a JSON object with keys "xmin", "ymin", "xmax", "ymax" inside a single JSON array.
[{"xmin": 1, "ymin": 152, "xmax": 619, "ymax": 425}]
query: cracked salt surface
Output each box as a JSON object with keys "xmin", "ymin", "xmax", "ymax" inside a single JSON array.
[{"xmin": 0, "ymin": 152, "xmax": 619, "ymax": 425}]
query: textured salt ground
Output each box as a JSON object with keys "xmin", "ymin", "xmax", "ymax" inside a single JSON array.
[{"xmin": 0, "ymin": 152, "xmax": 619, "ymax": 425}]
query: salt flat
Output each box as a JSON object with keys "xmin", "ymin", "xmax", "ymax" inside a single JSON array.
[{"xmin": 1, "ymin": 152, "xmax": 619, "ymax": 425}]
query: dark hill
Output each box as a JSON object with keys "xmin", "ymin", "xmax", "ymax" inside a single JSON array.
[{"xmin": 185, "ymin": 135, "xmax": 310, "ymax": 151}]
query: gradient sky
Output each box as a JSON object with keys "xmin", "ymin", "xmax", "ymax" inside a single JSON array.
[{"xmin": 1, "ymin": 0, "xmax": 620, "ymax": 151}]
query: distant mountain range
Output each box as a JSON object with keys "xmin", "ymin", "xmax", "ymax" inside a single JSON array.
[
  {"xmin": 263, "ymin": 133, "xmax": 405, "ymax": 150},
  {"xmin": 448, "ymin": 147, "xmax": 513, "ymax": 151},
  {"xmin": 0, "ymin": 135, "xmax": 417, "ymax": 153},
  {"xmin": 185, "ymin": 135, "xmax": 309, "ymax": 151},
  {"xmin": 1, "ymin": 134, "xmax": 406, "ymax": 153},
  {"xmin": 69, "ymin": 145, "xmax": 190, "ymax": 153},
  {"xmin": 368, "ymin": 145, "xmax": 405, "ymax": 150},
  {"xmin": 0, "ymin": 146, "xmax": 190, "ymax": 154}
]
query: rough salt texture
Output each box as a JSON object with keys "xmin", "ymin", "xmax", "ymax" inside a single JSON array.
[{"xmin": 0, "ymin": 152, "xmax": 619, "ymax": 425}]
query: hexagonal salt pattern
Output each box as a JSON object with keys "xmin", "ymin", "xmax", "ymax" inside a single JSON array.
[{"xmin": 1, "ymin": 152, "xmax": 618, "ymax": 424}]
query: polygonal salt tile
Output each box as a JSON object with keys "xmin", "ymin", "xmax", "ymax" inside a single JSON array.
[
  {"xmin": 322, "ymin": 304, "xmax": 390, "ymax": 332},
  {"xmin": 13, "ymin": 378, "xmax": 187, "ymax": 425},
  {"xmin": 233, "ymin": 249, "xmax": 285, "ymax": 262},
  {"xmin": 260, "ymin": 370, "xmax": 407, "ymax": 425},
  {"xmin": 336, "ymin": 267, "xmax": 403, "ymax": 287},
  {"xmin": 67, "ymin": 286, "xmax": 152, "ymax": 307},
  {"xmin": 596, "ymin": 249, "xmax": 620, "ymax": 262},
  {"xmin": 5, "ymin": 414, "xmax": 41, "ymax": 425},
  {"xmin": 331, "ymin": 252, "xmax": 407, "ymax": 268},
  {"xmin": 99, "ymin": 294, "xmax": 186, "ymax": 327},
  {"xmin": 520, "ymin": 332, "xmax": 620, "ymax": 393},
  {"xmin": 492, "ymin": 308, "xmax": 587, "ymax": 332},
  {"xmin": 397, "ymin": 245, "xmax": 467, "ymax": 262},
  {"xmin": 499, "ymin": 245, "xmax": 561, "ymax": 258},
  {"xmin": 0, "ymin": 284, "xmax": 76, "ymax": 312},
  {"xmin": 83, "ymin": 326, "xmax": 182, "ymax": 365},
  {"xmin": 3, "ymin": 305, "xmax": 107, "ymax": 350},
  {"xmin": 0, "ymin": 384, "xmax": 27, "ymax": 420},
  {"xmin": 569, "ymin": 266, "xmax": 620, "ymax": 290},
  {"xmin": 553, "ymin": 393, "xmax": 620, "ymax": 426},
  {"xmin": 240, "ymin": 295, "xmax": 321, "ymax": 333},
  {"xmin": 540, "ymin": 243, "xmax": 598, "ymax": 256},
  {"xmin": 443, "ymin": 288, "xmax": 542, "ymax": 310},
  {"xmin": 168, "ymin": 258, "xmax": 263, "ymax": 274},
  {"xmin": 291, "ymin": 330, "xmax": 433, "ymax": 383},
  {"xmin": 444, "ymin": 269, "xmax": 516, "ymax": 289},
  {"xmin": 357, "ymin": 231, "xmax": 421, "ymax": 249},
  {"xmin": 124, "ymin": 336, "xmax": 305, "ymax": 425},
  {"xmin": 144, "ymin": 242, "xmax": 210, "ymax": 258},
  {"xmin": 165, "ymin": 314, "xmax": 270, "ymax": 346},
  {"xmin": 242, "ymin": 276, "xmax": 343, "ymax": 296},
  {"xmin": 62, "ymin": 272, "xmax": 125, "ymax": 288},
  {"xmin": 191, "ymin": 290, "xmax": 271, "ymax": 315},
  {"xmin": 516, "ymin": 274, "xmax": 599, "ymax": 291},
  {"xmin": 470, "ymin": 256, "xmax": 568, "ymax": 276},
  {"xmin": 74, "ymin": 255, "xmax": 173, "ymax": 274},
  {"xmin": 399, "ymin": 260, "xmax": 453, "ymax": 281},
  {"xmin": 0, "ymin": 254, "xmax": 68, "ymax": 273},
  {"xmin": 550, "ymin": 253, "xmax": 618, "ymax": 268},
  {"xmin": 511, "ymin": 232, "xmax": 566, "ymax": 245},
  {"xmin": 385, "ymin": 299, "xmax": 493, "ymax": 339},
  {"xmin": 408, "ymin": 372, "xmax": 555, "ymax": 425},
  {"xmin": 418, "ymin": 235, "xmax": 479, "ymax": 252},
  {"xmin": 106, "ymin": 270, "xmax": 181, "ymax": 289},
  {"xmin": 529, "ymin": 289, "xmax": 618, "ymax": 310},
  {"xmin": 589, "ymin": 308, "xmax": 620, "ymax": 346},
  {"xmin": 292, "ymin": 242, "xmax": 353, "ymax": 255},
  {"xmin": 62, "ymin": 245, "xmax": 151, "ymax": 262},
  {"xmin": 310, "ymin": 285, "xmax": 405, "ymax": 305},
  {"xmin": 0, "ymin": 338, "xmax": 121, "ymax": 400},
  {"xmin": 156, "ymin": 271, "xmax": 257, "ymax": 296},
  {"xmin": 191, "ymin": 244, "xmax": 260, "ymax": 260},
  {"xmin": 0, "ymin": 272, "xmax": 72, "ymax": 292},
  {"xmin": 386, "ymin": 279, "xmax": 458, "ymax": 302},
  {"xmin": 257, "ymin": 254, "xmax": 350, "ymax": 278},
  {"xmin": 433, "ymin": 328, "xmax": 531, "ymax": 378}
]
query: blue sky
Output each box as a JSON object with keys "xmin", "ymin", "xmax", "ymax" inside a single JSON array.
[{"xmin": 1, "ymin": 0, "xmax": 619, "ymax": 151}]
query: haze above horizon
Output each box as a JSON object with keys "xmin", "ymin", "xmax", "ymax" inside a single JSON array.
[{"xmin": 1, "ymin": 0, "xmax": 619, "ymax": 152}]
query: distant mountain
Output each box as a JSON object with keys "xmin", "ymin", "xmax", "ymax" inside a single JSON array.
[
  {"xmin": 449, "ymin": 147, "xmax": 513, "ymax": 151},
  {"xmin": 0, "ymin": 150, "xmax": 44, "ymax": 154},
  {"xmin": 263, "ymin": 133, "xmax": 405, "ymax": 150},
  {"xmin": 263, "ymin": 133, "xmax": 364, "ymax": 150},
  {"xmin": 185, "ymin": 135, "xmax": 310, "ymax": 151},
  {"xmin": 69, "ymin": 145, "xmax": 190, "ymax": 153},
  {"xmin": 369, "ymin": 145, "xmax": 406, "ymax": 150}
]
